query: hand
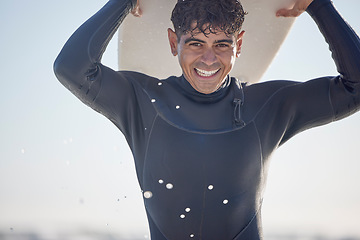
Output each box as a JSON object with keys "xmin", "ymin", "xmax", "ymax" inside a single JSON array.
[
  {"xmin": 276, "ymin": 0, "xmax": 314, "ymax": 17},
  {"xmin": 131, "ymin": 0, "xmax": 142, "ymax": 17}
]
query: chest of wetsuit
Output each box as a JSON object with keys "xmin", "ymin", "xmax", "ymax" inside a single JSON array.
[
  {"xmin": 115, "ymin": 72, "xmax": 335, "ymax": 240},
  {"xmin": 140, "ymin": 77, "xmax": 264, "ymax": 240},
  {"xmin": 53, "ymin": 0, "xmax": 360, "ymax": 239}
]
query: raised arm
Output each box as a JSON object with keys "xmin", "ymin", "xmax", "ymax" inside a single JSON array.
[
  {"xmin": 53, "ymin": 0, "xmax": 137, "ymax": 106},
  {"xmin": 253, "ymin": 0, "xmax": 360, "ymax": 150},
  {"xmin": 278, "ymin": 0, "xmax": 360, "ymax": 119},
  {"xmin": 306, "ymin": 0, "xmax": 360, "ymax": 119}
]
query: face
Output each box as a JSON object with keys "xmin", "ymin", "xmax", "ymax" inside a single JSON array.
[{"xmin": 168, "ymin": 26, "xmax": 245, "ymax": 94}]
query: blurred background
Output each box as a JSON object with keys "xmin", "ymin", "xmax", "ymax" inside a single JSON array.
[{"xmin": 1, "ymin": 0, "xmax": 360, "ymax": 239}]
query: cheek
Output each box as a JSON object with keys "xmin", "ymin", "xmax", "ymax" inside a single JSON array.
[
  {"xmin": 179, "ymin": 52, "xmax": 197, "ymax": 69},
  {"xmin": 219, "ymin": 52, "xmax": 236, "ymax": 68}
]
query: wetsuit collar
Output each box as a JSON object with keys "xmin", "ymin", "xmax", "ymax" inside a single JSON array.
[{"xmin": 176, "ymin": 75, "xmax": 231, "ymax": 103}]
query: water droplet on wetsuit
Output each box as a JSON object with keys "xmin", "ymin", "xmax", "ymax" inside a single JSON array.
[{"xmin": 143, "ymin": 191, "xmax": 153, "ymax": 199}]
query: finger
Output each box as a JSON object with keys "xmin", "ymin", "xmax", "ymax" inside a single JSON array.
[
  {"xmin": 131, "ymin": 8, "xmax": 142, "ymax": 17},
  {"xmin": 276, "ymin": 8, "xmax": 303, "ymax": 17},
  {"xmin": 131, "ymin": 1, "xmax": 142, "ymax": 17}
]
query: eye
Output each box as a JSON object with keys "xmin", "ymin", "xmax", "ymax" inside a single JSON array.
[
  {"xmin": 189, "ymin": 42, "xmax": 202, "ymax": 47},
  {"xmin": 216, "ymin": 43, "xmax": 230, "ymax": 48}
]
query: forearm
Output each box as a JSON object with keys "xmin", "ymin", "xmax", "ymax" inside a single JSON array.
[
  {"xmin": 307, "ymin": 0, "xmax": 360, "ymax": 118},
  {"xmin": 53, "ymin": 0, "xmax": 136, "ymax": 103},
  {"xmin": 307, "ymin": 0, "xmax": 360, "ymax": 83}
]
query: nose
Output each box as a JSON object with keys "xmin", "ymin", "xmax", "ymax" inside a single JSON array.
[{"xmin": 200, "ymin": 48, "xmax": 217, "ymax": 66}]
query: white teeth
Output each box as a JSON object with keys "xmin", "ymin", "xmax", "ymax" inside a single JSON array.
[{"xmin": 195, "ymin": 68, "xmax": 219, "ymax": 77}]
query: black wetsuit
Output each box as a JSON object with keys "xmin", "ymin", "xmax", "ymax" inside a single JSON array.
[{"xmin": 53, "ymin": 0, "xmax": 360, "ymax": 239}]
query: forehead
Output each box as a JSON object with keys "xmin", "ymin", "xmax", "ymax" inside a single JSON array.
[
  {"xmin": 179, "ymin": 21, "xmax": 236, "ymax": 40},
  {"xmin": 179, "ymin": 28, "xmax": 236, "ymax": 43}
]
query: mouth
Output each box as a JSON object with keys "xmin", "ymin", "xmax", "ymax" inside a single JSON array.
[{"xmin": 195, "ymin": 68, "xmax": 220, "ymax": 77}]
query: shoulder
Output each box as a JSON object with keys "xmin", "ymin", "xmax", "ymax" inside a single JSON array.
[
  {"xmin": 117, "ymin": 70, "xmax": 160, "ymax": 83},
  {"xmin": 242, "ymin": 79, "xmax": 300, "ymax": 103},
  {"xmin": 238, "ymin": 79, "xmax": 301, "ymax": 121},
  {"xmin": 113, "ymin": 70, "xmax": 165, "ymax": 91},
  {"xmin": 244, "ymin": 80, "xmax": 299, "ymax": 92}
]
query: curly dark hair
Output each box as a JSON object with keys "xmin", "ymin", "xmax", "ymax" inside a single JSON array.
[{"xmin": 171, "ymin": 0, "xmax": 247, "ymax": 39}]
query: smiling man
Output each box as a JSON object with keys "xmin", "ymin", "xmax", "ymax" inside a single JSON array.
[
  {"xmin": 54, "ymin": 0, "xmax": 360, "ymax": 239},
  {"xmin": 168, "ymin": 29, "xmax": 245, "ymax": 94},
  {"xmin": 168, "ymin": 25, "xmax": 245, "ymax": 94},
  {"xmin": 167, "ymin": 0, "xmax": 246, "ymax": 94}
]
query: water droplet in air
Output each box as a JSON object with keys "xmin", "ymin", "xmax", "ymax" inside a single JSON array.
[
  {"xmin": 166, "ymin": 183, "xmax": 174, "ymax": 189},
  {"xmin": 208, "ymin": 185, "xmax": 214, "ymax": 190},
  {"xmin": 151, "ymin": 99, "xmax": 156, "ymax": 103},
  {"xmin": 158, "ymin": 179, "xmax": 164, "ymax": 184},
  {"xmin": 185, "ymin": 208, "xmax": 191, "ymax": 212},
  {"xmin": 190, "ymin": 234, "xmax": 195, "ymax": 238},
  {"xmin": 143, "ymin": 191, "xmax": 153, "ymax": 199},
  {"xmin": 223, "ymin": 199, "xmax": 229, "ymax": 204},
  {"xmin": 158, "ymin": 82, "xmax": 163, "ymax": 86},
  {"xmin": 175, "ymin": 105, "xmax": 180, "ymax": 109},
  {"xmin": 180, "ymin": 214, "xmax": 185, "ymax": 219}
]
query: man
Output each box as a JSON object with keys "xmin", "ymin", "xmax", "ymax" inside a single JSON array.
[{"xmin": 54, "ymin": 0, "xmax": 360, "ymax": 239}]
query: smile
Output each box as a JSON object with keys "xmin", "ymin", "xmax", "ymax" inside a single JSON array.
[{"xmin": 195, "ymin": 68, "xmax": 220, "ymax": 77}]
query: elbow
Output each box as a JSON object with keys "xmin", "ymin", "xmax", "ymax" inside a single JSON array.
[
  {"xmin": 53, "ymin": 51, "xmax": 81, "ymax": 91},
  {"xmin": 53, "ymin": 53, "xmax": 72, "ymax": 86},
  {"xmin": 53, "ymin": 52, "xmax": 101, "ymax": 105},
  {"xmin": 53, "ymin": 54, "xmax": 68, "ymax": 85}
]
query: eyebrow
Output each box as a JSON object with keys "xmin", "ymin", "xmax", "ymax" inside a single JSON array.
[
  {"xmin": 214, "ymin": 39, "xmax": 234, "ymax": 44},
  {"xmin": 184, "ymin": 37, "xmax": 206, "ymax": 44},
  {"xmin": 184, "ymin": 37, "xmax": 234, "ymax": 45}
]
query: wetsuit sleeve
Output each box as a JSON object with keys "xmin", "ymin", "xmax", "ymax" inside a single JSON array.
[
  {"xmin": 279, "ymin": 0, "xmax": 360, "ymax": 142},
  {"xmin": 306, "ymin": 0, "xmax": 360, "ymax": 119},
  {"xmin": 257, "ymin": 0, "xmax": 360, "ymax": 149},
  {"xmin": 53, "ymin": 0, "xmax": 141, "ymax": 137}
]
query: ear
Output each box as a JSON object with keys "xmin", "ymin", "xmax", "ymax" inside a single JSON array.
[
  {"xmin": 236, "ymin": 30, "xmax": 245, "ymax": 58},
  {"xmin": 168, "ymin": 28, "xmax": 178, "ymax": 56}
]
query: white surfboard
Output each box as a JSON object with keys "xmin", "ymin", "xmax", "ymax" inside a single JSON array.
[{"xmin": 118, "ymin": 0, "xmax": 295, "ymax": 83}]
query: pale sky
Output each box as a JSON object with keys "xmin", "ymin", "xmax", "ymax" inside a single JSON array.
[{"xmin": 0, "ymin": 0, "xmax": 360, "ymax": 239}]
